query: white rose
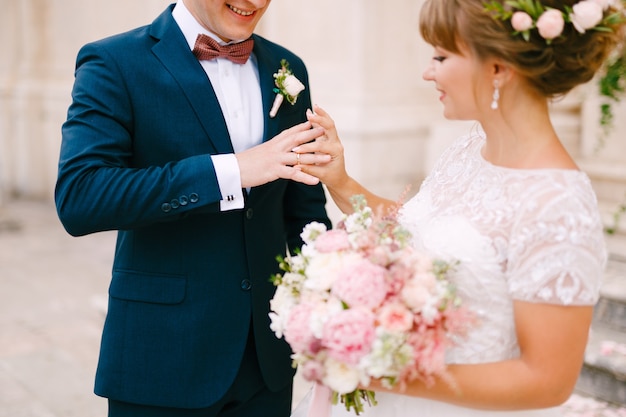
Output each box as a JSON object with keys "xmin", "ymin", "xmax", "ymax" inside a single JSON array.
[
  {"xmin": 570, "ymin": 1, "xmax": 604, "ymax": 33},
  {"xmin": 322, "ymin": 357, "xmax": 361, "ymax": 394},
  {"xmin": 401, "ymin": 279, "xmax": 434, "ymax": 312},
  {"xmin": 304, "ymin": 252, "xmax": 348, "ymax": 292},
  {"xmin": 283, "ymin": 74, "xmax": 305, "ymax": 98}
]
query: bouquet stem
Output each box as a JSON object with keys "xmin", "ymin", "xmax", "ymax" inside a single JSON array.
[{"xmin": 333, "ymin": 389, "xmax": 377, "ymax": 415}]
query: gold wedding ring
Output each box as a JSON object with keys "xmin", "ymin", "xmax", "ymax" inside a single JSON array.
[{"xmin": 296, "ymin": 152, "xmax": 301, "ymax": 165}]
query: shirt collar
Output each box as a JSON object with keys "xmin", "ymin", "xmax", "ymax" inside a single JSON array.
[{"xmin": 172, "ymin": 1, "xmax": 229, "ymax": 50}]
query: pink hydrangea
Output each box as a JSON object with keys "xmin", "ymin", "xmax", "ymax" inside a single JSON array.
[
  {"xmin": 322, "ymin": 308, "xmax": 376, "ymax": 365},
  {"xmin": 331, "ymin": 256, "xmax": 388, "ymax": 309}
]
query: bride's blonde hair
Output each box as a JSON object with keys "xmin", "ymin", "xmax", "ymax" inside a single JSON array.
[{"xmin": 419, "ymin": 0, "xmax": 625, "ymax": 98}]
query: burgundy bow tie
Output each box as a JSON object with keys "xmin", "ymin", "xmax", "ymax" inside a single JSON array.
[{"xmin": 192, "ymin": 34, "xmax": 254, "ymax": 65}]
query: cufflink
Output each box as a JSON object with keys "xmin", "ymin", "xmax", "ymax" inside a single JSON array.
[{"xmin": 226, "ymin": 195, "xmax": 235, "ymax": 202}]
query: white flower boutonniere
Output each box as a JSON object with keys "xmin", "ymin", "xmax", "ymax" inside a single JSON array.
[{"xmin": 269, "ymin": 59, "xmax": 305, "ymax": 118}]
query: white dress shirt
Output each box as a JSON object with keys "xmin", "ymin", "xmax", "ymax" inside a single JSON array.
[{"xmin": 173, "ymin": 1, "xmax": 264, "ymax": 210}]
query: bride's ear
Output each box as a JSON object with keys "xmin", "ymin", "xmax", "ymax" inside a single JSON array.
[{"xmin": 489, "ymin": 60, "xmax": 514, "ymax": 87}]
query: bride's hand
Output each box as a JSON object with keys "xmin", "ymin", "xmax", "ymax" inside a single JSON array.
[{"xmin": 292, "ymin": 105, "xmax": 349, "ymax": 190}]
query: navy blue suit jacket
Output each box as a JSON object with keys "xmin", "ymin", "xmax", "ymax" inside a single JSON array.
[{"xmin": 55, "ymin": 4, "xmax": 330, "ymax": 409}]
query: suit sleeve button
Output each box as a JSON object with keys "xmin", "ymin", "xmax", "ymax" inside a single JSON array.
[
  {"xmin": 161, "ymin": 203, "xmax": 172, "ymax": 213},
  {"xmin": 179, "ymin": 195, "xmax": 189, "ymax": 206},
  {"xmin": 170, "ymin": 199, "xmax": 180, "ymax": 209},
  {"xmin": 190, "ymin": 193, "xmax": 199, "ymax": 203}
]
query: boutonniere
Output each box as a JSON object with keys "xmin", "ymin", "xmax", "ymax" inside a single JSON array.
[{"xmin": 269, "ymin": 59, "xmax": 305, "ymax": 118}]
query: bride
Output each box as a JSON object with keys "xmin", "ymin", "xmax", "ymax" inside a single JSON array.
[{"xmin": 291, "ymin": 0, "xmax": 625, "ymax": 415}]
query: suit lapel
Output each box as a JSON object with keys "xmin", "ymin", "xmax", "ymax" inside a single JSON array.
[
  {"xmin": 253, "ymin": 35, "xmax": 282, "ymax": 143},
  {"xmin": 149, "ymin": 7, "xmax": 234, "ymax": 154}
]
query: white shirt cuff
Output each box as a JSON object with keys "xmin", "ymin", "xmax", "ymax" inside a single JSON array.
[{"xmin": 211, "ymin": 154, "xmax": 244, "ymax": 211}]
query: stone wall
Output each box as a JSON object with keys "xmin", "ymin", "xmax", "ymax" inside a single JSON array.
[{"xmin": 1, "ymin": 0, "xmax": 625, "ymax": 231}]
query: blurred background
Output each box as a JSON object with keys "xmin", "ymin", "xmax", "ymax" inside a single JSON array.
[{"xmin": 0, "ymin": 1, "xmax": 625, "ymax": 416}]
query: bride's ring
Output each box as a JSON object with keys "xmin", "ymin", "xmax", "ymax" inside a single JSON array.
[{"xmin": 295, "ymin": 152, "xmax": 301, "ymax": 165}]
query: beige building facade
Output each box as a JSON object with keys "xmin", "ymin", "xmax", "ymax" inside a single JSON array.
[{"xmin": 1, "ymin": 0, "xmax": 625, "ymax": 231}]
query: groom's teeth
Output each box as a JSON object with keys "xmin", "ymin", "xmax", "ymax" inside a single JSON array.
[{"xmin": 229, "ymin": 5, "xmax": 254, "ymax": 16}]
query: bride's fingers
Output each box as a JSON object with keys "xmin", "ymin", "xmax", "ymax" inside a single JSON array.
[
  {"xmin": 306, "ymin": 107, "xmax": 336, "ymax": 132},
  {"xmin": 292, "ymin": 151, "xmax": 331, "ymax": 166},
  {"xmin": 291, "ymin": 139, "xmax": 333, "ymax": 155}
]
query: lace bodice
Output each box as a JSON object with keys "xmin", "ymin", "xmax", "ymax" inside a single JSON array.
[{"xmin": 398, "ymin": 132, "xmax": 607, "ymax": 364}]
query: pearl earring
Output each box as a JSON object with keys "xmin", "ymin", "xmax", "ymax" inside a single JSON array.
[{"xmin": 491, "ymin": 80, "xmax": 500, "ymax": 110}]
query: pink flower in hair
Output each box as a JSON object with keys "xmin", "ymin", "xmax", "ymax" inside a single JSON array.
[
  {"xmin": 536, "ymin": 9, "xmax": 565, "ymax": 40},
  {"xmin": 589, "ymin": 0, "xmax": 612, "ymax": 10},
  {"xmin": 570, "ymin": 1, "xmax": 604, "ymax": 33},
  {"xmin": 511, "ymin": 11, "xmax": 534, "ymax": 32}
]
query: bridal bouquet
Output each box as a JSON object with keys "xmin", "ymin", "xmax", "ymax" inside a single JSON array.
[{"xmin": 269, "ymin": 195, "xmax": 471, "ymax": 415}]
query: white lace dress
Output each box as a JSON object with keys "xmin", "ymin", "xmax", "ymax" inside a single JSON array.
[{"xmin": 330, "ymin": 132, "xmax": 607, "ymax": 417}]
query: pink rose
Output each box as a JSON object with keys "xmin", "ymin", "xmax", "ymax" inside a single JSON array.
[
  {"xmin": 570, "ymin": 1, "xmax": 604, "ymax": 33},
  {"xmin": 378, "ymin": 302, "xmax": 414, "ymax": 332},
  {"xmin": 511, "ymin": 11, "xmax": 534, "ymax": 32},
  {"xmin": 315, "ymin": 229, "xmax": 351, "ymax": 253},
  {"xmin": 284, "ymin": 302, "xmax": 317, "ymax": 354},
  {"xmin": 331, "ymin": 256, "xmax": 387, "ymax": 309},
  {"xmin": 322, "ymin": 308, "xmax": 376, "ymax": 365},
  {"xmin": 536, "ymin": 9, "xmax": 565, "ymax": 40}
]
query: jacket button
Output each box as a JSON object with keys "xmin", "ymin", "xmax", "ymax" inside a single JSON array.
[
  {"xmin": 179, "ymin": 195, "xmax": 189, "ymax": 206},
  {"xmin": 190, "ymin": 193, "xmax": 199, "ymax": 203},
  {"xmin": 240, "ymin": 279, "xmax": 252, "ymax": 291},
  {"xmin": 161, "ymin": 203, "xmax": 172, "ymax": 213},
  {"xmin": 245, "ymin": 208, "xmax": 254, "ymax": 220},
  {"xmin": 170, "ymin": 199, "xmax": 180, "ymax": 209}
]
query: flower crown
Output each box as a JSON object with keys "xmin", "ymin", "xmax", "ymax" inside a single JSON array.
[
  {"xmin": 484, "ymin": 0, "xmax": 623, "ymax": 44},
  {"xmin": 485, "ymin": 0, "xmax": 626, "ymax": 136}
]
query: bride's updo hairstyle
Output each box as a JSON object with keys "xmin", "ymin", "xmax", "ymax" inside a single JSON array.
[{"xmin": 419, "ymin": 0, "xmax": 625, "ymax": 98}]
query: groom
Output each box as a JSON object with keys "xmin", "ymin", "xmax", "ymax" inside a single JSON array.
[{"xmin": 55, "ymin": 1, "xmax": 331, "ymax": 416}]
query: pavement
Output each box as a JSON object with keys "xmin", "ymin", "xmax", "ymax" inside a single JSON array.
[
  {"xmin": 0, "ymin": 198, "xmax": 624, "ymax": 417},
  {"xmin": 0, "ymin": 198, "xmax": 311, "ymax": 417}
]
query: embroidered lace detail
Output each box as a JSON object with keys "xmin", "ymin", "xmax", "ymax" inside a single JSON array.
[{"xmin": 399, "ymin": 131, "xmax": 606, "ymax": 364}]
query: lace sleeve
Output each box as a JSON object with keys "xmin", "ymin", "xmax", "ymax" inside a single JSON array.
[{"xmin": 506, "ymin": 174, "xmax": 607, "ymax": 306}]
